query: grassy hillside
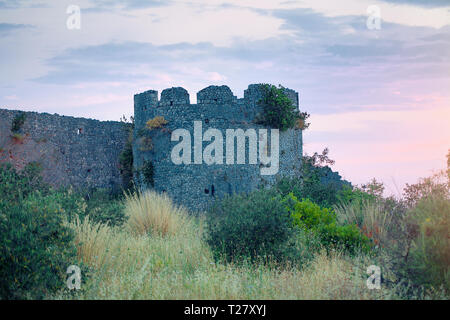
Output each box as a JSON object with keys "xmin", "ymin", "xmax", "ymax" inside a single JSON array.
[{"xmin": 1, "ymin": 153, "xmax": 449, "ymax": 300}]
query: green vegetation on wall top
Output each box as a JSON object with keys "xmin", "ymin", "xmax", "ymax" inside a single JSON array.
[
  {"xmin": 257, "ymin": 84, "xmax": 310, "ymax": 131},
  {"xmin": 11, "ymin": 112, "xmax": 26, "ymax": 133}
]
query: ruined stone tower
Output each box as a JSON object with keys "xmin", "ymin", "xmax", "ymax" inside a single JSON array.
[{"xmin": 133, "ymin": 84, "xmax": 303, "ymax": 211}]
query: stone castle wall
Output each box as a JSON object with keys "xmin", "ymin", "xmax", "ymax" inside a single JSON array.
[
  {"xmin": 133, "ymin": 84, "xmax": 303, "ymax": 211},
  {"xmin": 0, "ymin": 84, "xmax": 305, "ymax": 211},
  {"xmin": 0, "ymin": 109, "xmax": 127, "ymax": 192}
]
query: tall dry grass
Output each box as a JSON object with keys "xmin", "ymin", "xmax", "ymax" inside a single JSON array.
[
  {"xmin": 406, "ymin": 194, "xmax": 450, "ymax": 291},
  {"xmin": 52, "ymin": 191, "xmax": 396, "ymax": 300},
  {"xmin": 334, "ymin": 200, "xmax": 393, "ymax": 247},
  {"xmin": 66, "ymin": 214, "xmax": 213, "ymax": 299},
  {"xmin": 334, "ymin": 189, "xmax": 450, "ymax": 294},
  {"xmin": 49, "ymin": 190, "xmax": 450, "ymax": 300},
  {"xmin": 124, "ymin": 190, "xmax": 189, "ymax": 237},
  {"xmin": 61, "ymin": 216, "xmax": 389, "ymax": 299}
]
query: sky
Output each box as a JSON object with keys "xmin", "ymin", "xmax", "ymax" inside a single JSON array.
[{"xmin": 1, "ymin": 0, "xmax": 449, "ymax": 196}]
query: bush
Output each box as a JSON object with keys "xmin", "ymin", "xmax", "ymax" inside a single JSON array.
[
  {"xmin": 0, "ymin": 162, "xmax": 49, "ymax": 203},
  {"xmin": 1, "ymin": 162, "xmax": 127, "ymax": 228},
  {"xmin": 287, "ymin": 195, "xmax": 335, "ymax": 228},
  {"xmin": 405, "ymin": 194, "xmax": 450, "ymax": 291},
  {"xmin": 57, "ymin": 189, "xmax": 127, "ymax": 227},
  {"xmin": 275, "ymin": 149, "xmax": 351, "ymax": 208},
  {"xmin": 386, "ymin": 156, "xmax": 450, "ymax": 292},
  {"xmin": 205, "ymin": 189, "xmax": 298, "ymax": 264},
  {"xmin": 276, "ymin": 173, "xmax": 344, "ymax": 209},
  {"xmin": 11, "ymin": 112, "xmax": 26, "ymax": 133},
  {"xmin": 257, "ymin": 84, "xmax": 309, "ymax": 131},
  {"xmin": 146, "ymin": 116, "xmax": 168, "ymax": 129},
  {"xmin": 0, "ymin": 192, "xmax": 77, "ymax": 299},
  {"xmin": 284, "ymin": 195, "xmax": 372, "ymax": 255},
  {"xmin": 0, "ymin": 163, "xmax": 127, "ymax": 299},
  {"xmin": 337, "ymin": 185, "xmax": 376, "ymax": 207},
  {"xmin": 83, "ymin": 190, "xmax": 127, "ymax": 227},
  {"xmin": 21, "ymin": 187, "xmax": 127, "ymax": 228},
  {"xmin": 337, "ymin": 178, "xmax": 387, "ymax": 209},
  {"xmin": 334, "ymin": 199, "xmax": 395, "ymax": 248},
  {"xmin": 403, "ymin": 169, "xmax": 449, "ymax": 208}
]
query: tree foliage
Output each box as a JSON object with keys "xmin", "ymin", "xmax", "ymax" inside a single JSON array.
[{"xmin": 257, "ymin": 84, "xmax": 310, "ymax": 131}]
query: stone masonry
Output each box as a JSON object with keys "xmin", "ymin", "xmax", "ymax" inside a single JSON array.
[
  {"xmin": 0, "ymin": 109, "xmax": 127, "ymax": 192},
  {"xmin": 0, "ymin": 84, "xmax": 304, "ymax": 211},
  {"xmin": 133, "ymin": 84, "xmax": 303, "ymax": 211}
]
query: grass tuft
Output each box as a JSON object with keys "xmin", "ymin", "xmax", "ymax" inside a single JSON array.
[{"xmin": 123, "ymin": 190, "xmax": 188, "ymax": 237}]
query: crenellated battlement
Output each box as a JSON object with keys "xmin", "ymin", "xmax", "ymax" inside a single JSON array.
[
  {"xmin": 134, "ymin": 84, "xmax": 299, "ymax": 127},
  {"xmin": 134, "ymin": 89, "xmax": 158, "ymax": 109},
  {"xmin": 160, "ymin": 87, "xmax": 190, "ymax": 106},
  {"xmin": 134, "ymin": 84, "xmax": 299, "ymax": 109},
  {"xmin": 197, "ymin": 85, "xmax": 236, "ymax": 104}
]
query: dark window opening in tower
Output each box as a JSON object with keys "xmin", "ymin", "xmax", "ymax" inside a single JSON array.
[
  {"xmin": 77, "ymin": 128, "xmax": 82, "ymax": 135},
  {"xmin": 204, "ymin": 188, "xmax": 209, "ymax": 194},
  {"xmin": 170, "ymin": 101, "xmax": 173, "ymax": 106},
  {"xmin": 205, "ymin": 118, "xmax": 209, "ymax": 124},
  {"xmin": 211, "ymin": 185, "xmax": 215, "ymax": 197}
]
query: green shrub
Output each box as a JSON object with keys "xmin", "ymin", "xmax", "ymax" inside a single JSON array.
[
  {"xmin": 403, "ymin": 169, "xmax": 449, "ymax": 208},
  {"xmin": 318, "ymin": 223, "xmax": 371, "ymax": 254},
  {"xmin": 284, "ymin": 195, "xmax": 372, "ymax": 255},
  {"xmin": 275, "ymin": 174, "xmax": 343, "ymax": 209},
  {"xmin": 275, "ymin": 149, "xmax": 350, "ymax": 208},
  {"xmin": 0, "ymin": 163, "xmax": 125, "ymax": 299},
  {"xmin": 0, "ymin": 192, "xmax": 77, "ymax": 299},
  {"xmin": 0, "ymin": 162, "xmax": 49, "ymax": 203},
  {"xmin": 205, "ymin": 189, "xmax": 298, "ymax": 264},
  {"xmin": 53, "ymin": 188, "xmax": 127, "ymax": 227},
  {"xmin": 404, "ymin": 194, "xmax": 450, "ymax": 291},
  {"xmin": 2, "ymin": 162, "xmax": 126, "ymax": 227},
  {"xmin": 337, "ymin": 185, "xmax": 376, "ymax": 207},
  {"xmin": 83, "ymin": 190, "xmax": 127, "ymax": 227},
  {"xmin": 11, "ymin": 112, "xmax": 26, "ymax": 133},
  {"xmin": 398, "ymin": 159, "xmax": 450, "ymax": 291},
  {"xmin": 337, "ymin": 178, "xmax": 386, "ymax": 209},
  {"xmin": 287, "ymin": 195, "xmax": 335, "ymax": 228}
]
